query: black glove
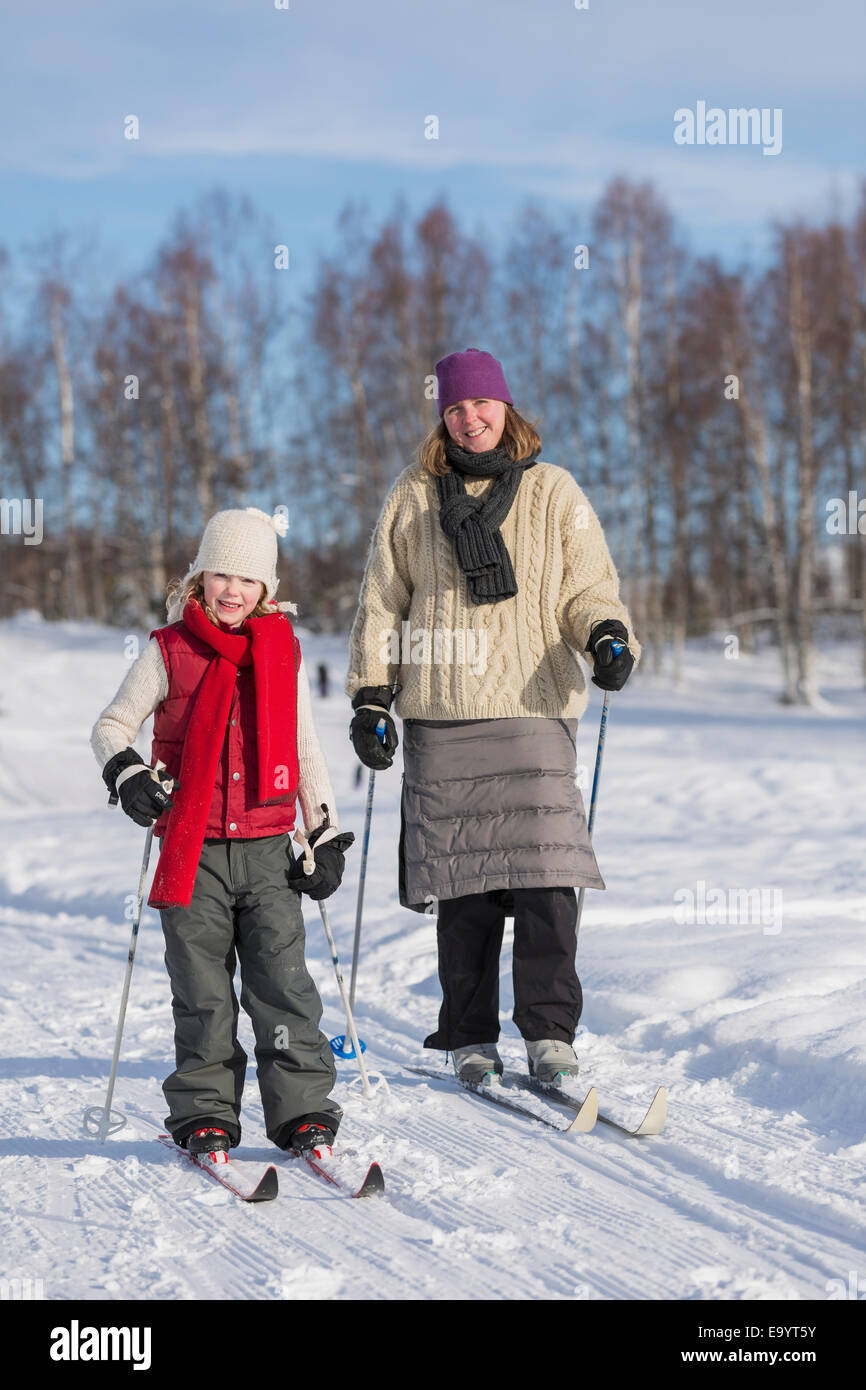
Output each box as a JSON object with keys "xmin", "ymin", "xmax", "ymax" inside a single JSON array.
[
  {"xmin": 349, "ymin": 685, "xmax": 399, "ymax": 770},
  {"xmin": 585, "ymin": 620, "xmax": 634, "ymax": 692},
  {"xmin": 287, "ymin": 804, "xmax": 356, "ymax": 901},
  {"xmin": 102, "ymin": 749, "xmax": 178, "ymax": 828}
]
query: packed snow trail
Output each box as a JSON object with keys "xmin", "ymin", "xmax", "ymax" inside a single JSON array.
[{"xmin": 1, "ymin": 614, "xmax": 864, "ymax": 1300}]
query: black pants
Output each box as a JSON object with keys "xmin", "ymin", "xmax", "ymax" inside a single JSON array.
[{"xmin": 423, "ymin": 887, "xmax": 582, "ymax": 1051}]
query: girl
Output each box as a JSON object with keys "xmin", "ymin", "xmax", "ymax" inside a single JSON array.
[
  {"xmin": 346, "ymin": 349, "xmax": 639, "ymax": 1089},
  {"xmin": 91, "ymin": 506, "xmax": 353, "ymax": 1159}
]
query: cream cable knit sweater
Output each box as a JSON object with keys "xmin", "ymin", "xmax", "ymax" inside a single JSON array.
[
  {"xmin": 91, "ymin": 643, "xmax": 338, "ymax": 834},
  {"xmin": 345, "ymin": 460, "xmax": 640, "ymax": 720}
]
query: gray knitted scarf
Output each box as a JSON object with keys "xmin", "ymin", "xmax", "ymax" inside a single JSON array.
[{"xmin": 436, "ymin": 436, "xmax": 539, "ymax": 605}]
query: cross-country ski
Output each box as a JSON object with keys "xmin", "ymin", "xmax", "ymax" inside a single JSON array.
[
  {"xmin": 516, "ymin": 1074, "xmax": 668, "ymax": 1137},
  {"xmin": 404, "ymin": 1064, "xmax": 598, "ymax": 1134},
  {"xmin": 595, "ymin": 1087, "xmax": 666, "ymax": 1139},
  {"xmin": 157, "ymin": 1134, "xmax": 279, "ymax": 1203},
  {"xmin": 287, "ymin": 1149, "xmax": 386, "ymax": 1199}
]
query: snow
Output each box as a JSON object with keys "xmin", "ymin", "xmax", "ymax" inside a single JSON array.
[{"xmin": 1, "ymin": 611, "xmax": 865, "ymax": 1301}]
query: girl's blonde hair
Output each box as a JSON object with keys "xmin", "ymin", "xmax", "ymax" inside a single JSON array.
[
  {"xmin": 415, "ymin": 403, "xmax": 542, "ymax": 478},
  {"xmin": 165, "ymin": 574, "xmax": 278, "ymax": 626}
]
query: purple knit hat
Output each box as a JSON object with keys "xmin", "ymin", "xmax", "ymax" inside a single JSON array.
[{"xmin": 434, "ymin": 348, "xmax": 513, "ymax": 417}]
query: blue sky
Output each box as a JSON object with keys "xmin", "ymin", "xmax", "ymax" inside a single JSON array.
[{"xmin": 1, "ymin": 0, "xmax": 864, "ymax": 293}]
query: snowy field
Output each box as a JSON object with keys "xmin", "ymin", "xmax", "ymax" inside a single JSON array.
[{"xmin": 1, "ymin": 611, "xmax": 865, "ymax": 1303}]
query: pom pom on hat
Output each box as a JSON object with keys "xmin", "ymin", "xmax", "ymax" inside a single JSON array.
[{"xmin": 244, "ymin": 506, "xmax": 289, "ymax": 539}]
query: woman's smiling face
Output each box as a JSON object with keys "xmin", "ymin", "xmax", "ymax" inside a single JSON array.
[{"xmin": 443, "ymin": 397, "xmax": 506, "ymax": 452}]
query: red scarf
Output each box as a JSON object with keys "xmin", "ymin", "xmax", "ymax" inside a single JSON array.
[{"xmin": 148, "ymin": 599, "xmax": 297, "ymax": 909}]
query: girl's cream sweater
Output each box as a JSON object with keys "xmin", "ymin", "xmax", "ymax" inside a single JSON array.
[{"xmin": 345, "ymin": 460, "xmax": 640, "ymax": 720}]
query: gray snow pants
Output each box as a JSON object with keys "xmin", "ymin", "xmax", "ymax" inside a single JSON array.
[{"xmin": 158, "ymin": 835, "xmax": 341, "ymax": 1150}]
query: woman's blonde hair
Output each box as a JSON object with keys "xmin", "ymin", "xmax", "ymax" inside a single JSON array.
[
  {"xmin": 165, "ymin": 573, "xmax": 277, "ymax": 626},
  {"xmin": 415, "ymin": 403, "xmax": 542, "ymax": 478}
]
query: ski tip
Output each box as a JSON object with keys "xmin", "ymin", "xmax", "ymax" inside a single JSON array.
[
  {"xmin": 634, "ymin": 1086, "xmax": 667, "ymax": 1137},
  {"xmin": 353, "ymin": 1162, "xmax": 385, "ymax": 1198},
  {"xmin": 247, "ymin": 1165, "xmax": 280, "ymax": 1202},
  {"xmin": 564, "ymin": 1085, "xmax": 598, "ymax": 1134}
]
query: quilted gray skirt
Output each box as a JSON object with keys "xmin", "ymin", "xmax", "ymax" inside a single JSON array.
[{"xmin": 398, "ymin": 716, "xmax": 604, "ymax": 913}]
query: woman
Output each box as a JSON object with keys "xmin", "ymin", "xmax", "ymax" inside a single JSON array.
[{"xmin": 346, "ymin": 349, "xmax": 639, "ymax": 1088}]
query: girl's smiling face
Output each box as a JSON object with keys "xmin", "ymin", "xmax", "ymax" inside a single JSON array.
[{"xmin": 202, "ymin": 572, "xmax": 264, "ymax": 626}]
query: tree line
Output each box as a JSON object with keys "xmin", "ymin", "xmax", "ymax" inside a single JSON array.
[{"xmin": 1, "ymin": 177, "xmax": 864, "ymax": 704}]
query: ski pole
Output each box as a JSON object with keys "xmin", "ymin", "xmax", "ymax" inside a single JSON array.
[
  {"xmin": 317, "ymin": 899, "xmax": 376, "ymax": 1100},
  {"xmin": 83, "ymin": 762, "xmax": 172, "ymax": 1142},
  {"xmin": 329, "ymin": 763, "xmax": 377, "ymax": 1061},
  {"xmin": 575, "ymin": 679, "xmax": 618, "ymax": 943},
  {"xmin": 349, "ymin": 717, "xmax": 388, "ymax": 1010},
  {"xmin": 292, "ymin": 822, "xmax": 372, "ymax": 1075},
  {"xmin": 330, "ymin": 715, "xmax": 389, "ymax": 1060},
  {"xmin": 82, "ymin": 776, "xmax": 166, "ymax": 1142}
]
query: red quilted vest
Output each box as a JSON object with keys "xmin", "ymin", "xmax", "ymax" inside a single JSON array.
[{"xmin": 150, "ymin": 617, "xmax": 300, "ymax": 840}]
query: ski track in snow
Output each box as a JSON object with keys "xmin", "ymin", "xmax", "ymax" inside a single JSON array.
[{"xmin": 1, "ymin": 614, "xmax": 865, "ymax": 1301}]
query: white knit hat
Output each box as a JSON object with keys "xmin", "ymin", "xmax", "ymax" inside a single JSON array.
[{"xmin": 167, "ymin": 507, "xmax": 289, "ymax": 622}]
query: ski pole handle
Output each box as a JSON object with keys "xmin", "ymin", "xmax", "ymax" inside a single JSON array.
[
  {"xmin": 593, "ymin": 636, "xmax": 624, "ymax": 663},
  {"xmin": 150, "ymin": 757, "xmax": 174, "ymax": 794}
]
